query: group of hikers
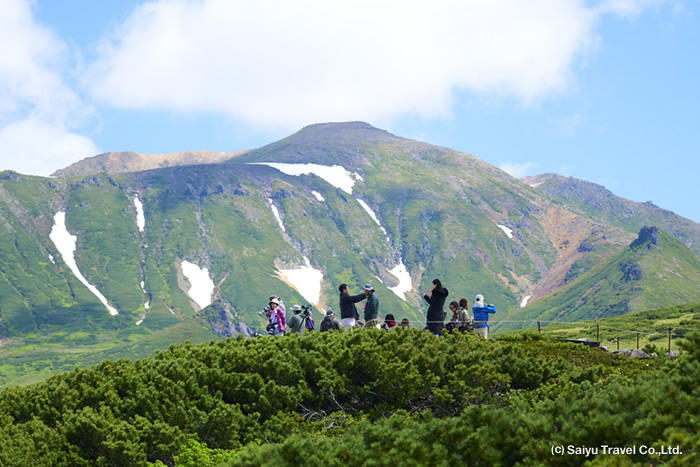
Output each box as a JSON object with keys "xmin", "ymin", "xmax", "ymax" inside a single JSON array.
[{"xmin": 261, "ymin": 278, "xmax": 497, "ymax": 338}]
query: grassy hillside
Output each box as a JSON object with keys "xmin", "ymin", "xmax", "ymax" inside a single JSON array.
[
  {"xmin": 495, "ymin": 302, "xmax": 700, "ymax": 353},
  {"xmin": 497, "ymin": 229, "xmax": 700, "ymax": 331},
  {"xmin": 3, "ymin": 123, "xmax": 700, "ymax": 392}
]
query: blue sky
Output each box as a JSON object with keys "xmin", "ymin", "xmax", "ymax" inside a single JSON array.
[{"xmin": 1, "ymin": 0, "xmax": 698, "ymax": 222}]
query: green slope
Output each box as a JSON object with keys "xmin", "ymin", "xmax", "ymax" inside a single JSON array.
[{"xmin": 497, "ymin": 228, "xmax": 700, "ymax": 331}]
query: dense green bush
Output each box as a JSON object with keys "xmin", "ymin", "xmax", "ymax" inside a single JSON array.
[{"xmin": 0, "ymin": 329, "xmax": 695, "ymax": 466}]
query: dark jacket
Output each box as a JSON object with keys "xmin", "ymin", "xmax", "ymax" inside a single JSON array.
[
  {"xmin": 320, "ymin": 315, "xmax": 341, "ymax": 332},
  {"xmin": 472, "ymin": 305, "xmax": 496, "ymax": 328},
  {"xmin": 423, "ymin": 288, "xmax": 449, "ymax": 334},
  {"xmin": 363, "ymin": 292, "xmax": 379, "ymax": 321},
  {"xmin": 339, "ymin": 292, "xmax": 366, "ymax": 319}
]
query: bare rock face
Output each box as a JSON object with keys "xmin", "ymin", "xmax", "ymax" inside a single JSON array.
[
  {"xmin": 199, "ymin": 299, "xmax": 254, "ymax": 338},
  {"xmin": 632, "ymin": 226, "xmax": 660, "ymax": 250},
  {"xmin": 52, "ymin": 150, "xmax": 248, "ymax": 177}
]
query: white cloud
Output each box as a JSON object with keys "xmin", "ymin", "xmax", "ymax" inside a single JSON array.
[
  {"xmin": 559, "ymin": 164, "xmax": 577, "ymax": 176},
  {"xmin": 87, "ymin": 0, "xmax": 608, "ymax": 130},
  {"xmin": 0, "ymin": 0, "xmax": 99, "ymax": 175},
  {"xmin": 0, "ymin": 116, "xmax": 100, "ymax": 175},
  {"xmin": 595, "ymin": 0, "xmax": 668, "ymax": 16},
  {"xmin": 499, "ymin": 162, "xmax": 537, "ymax": 179}
]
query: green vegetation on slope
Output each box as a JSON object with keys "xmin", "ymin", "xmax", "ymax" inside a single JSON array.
[
  {"xmin": 498, "ymin": 229, "xmax": 700, "ymax": 331},
  {"xmin": 495, "ymin": 302, "xmax": 700, "ymax": 354},
  {"xmin": 1, "ymin": 328, "xmax": 698, "ymax": 466}
]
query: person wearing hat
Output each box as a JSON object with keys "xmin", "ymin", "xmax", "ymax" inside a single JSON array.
[
  {"xmin": 338, "ymin": 283, "xmax": 367, "ymax": 330},
  {"xmin": 287, "ymin": 305, "xmax": 306, "ymax": 334},
  {"xmin": 269, "ymin": 294, "xmax": 286, "ymax": 320},
  {"xmin": 472, "ymin": 294, "xmax": 496, "ymax": 339},
  {"xmin": 363, "ymin": 283, "xmax": 380, "ymax": 328},
  {"xmin": 320, "ymin": 309, "xmax": 341, "ymax": 332},
  {"xmin": 268, "ymin": 297, "xmax": 285, "ymax": 336}
]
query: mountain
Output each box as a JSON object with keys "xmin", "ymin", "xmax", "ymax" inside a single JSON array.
[
  {"xmin": 523, "ymin": 173, "xmax": 700, "ymax": 257},
  {"xmin": 496, "ymin": 227, "xmax": 700, "ymax": 331},
  {"xmin": 1, "ymin": 122, "xmax": 700, "ymax": 386},
  {"xmin": 52, "ymin": 150, "xmax": 248, "ymax": 177}
]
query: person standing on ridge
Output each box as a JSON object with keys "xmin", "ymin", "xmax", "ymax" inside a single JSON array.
[
  {"xmin": 338, "ymin": 283, "xmax": 366, "ymax": 330},
  {"xmin": 268, "ymin": 298, "xmax": 286, "ymax": 335},
  {"xmin": 472, "ymin": 294, "xmax": 496, "ymax": 339},
  {"xmin": 423, "ymin": 279, "xmax": 448, "ymax": 335},
  {"xmin": 363, "ymin": 284, "xmax": 380, "ymax": 328},
  {"xmin": 320, "ymin": 309, "xmax": 341, "ymax": 332},
  {"xmin": 287, "ymin": 305, "xmax": 306, "ymax": 334}
]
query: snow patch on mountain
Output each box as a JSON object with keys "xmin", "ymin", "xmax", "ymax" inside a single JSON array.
[
  {"xmin": 520, "ymin": 295, "xmax": 532, "ymax": 308},
  {"xmin": 133, "ymin": 196, "xmax": 145, "ymax": 232},
  {"xmin": 277, "ymin": 256, "xmax": 323, "ymax": 305},
  {"xmin": 356, "ymin": 198, "xmax": 389, "ymax": 240},
  {"xmin": 497, "ymin": 224, "xmax": 513, "ymax": 239},
  {"xmin": 387, "ymin": 261, "xmax": 412, "ymax": 301},
  {"xmin": 49, "ymin": 211, "xmax": 119, "ymax": 316},
  {"xmin": 250, "ymin": 162, "xmax": 356, "ymax": 194},
  {"xmin": 268, "ymin": 199, "xmax": 286, "ymax": 231},
  {"xmin": 311, "ymin": 190, "xmax": 325, "ymax": 201},
  {"xmin": 181, "ymin": 260, "xmax": 215, "ymax": 309}
]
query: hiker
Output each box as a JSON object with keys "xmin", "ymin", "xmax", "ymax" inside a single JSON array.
[
  {"xmin": 472, "ymin": 294, "xmax": 496, "ymax": 339},
  {"xmin": 287, "ymin": 305, "xmax": 306, "ymax": 334},
  {"xmin": 338, "ymin": 283, "xmax": 366, "ymax": 330},
  {"xmin": 305, "ymin": 307, "xmax": 316, "ymax": 332},
  {"xmin": 458, "ymin": 298, "xmax": 474, "ymax": 332},
  {"xmin": 446, "ymin": 299, "xmax": 472, "ymax": 333},
  {"xmin": 380, "ymin": 313, "xmax": 397, "ymax": 330},
  {"xmin": 363, "ymin": 284, "xmax": 380, "ymax": 328},
  {"xmin": 423, "ymin": 279, "xmax": 449, "ymax": 335},
  {"xmin": 400, "ymin": 318, "xmax": 410, "ymax": 329},
  {"xmin": 269, "ymin": 297, "xmax": 286, "ymax": 335},
  {"xmin": 269, "ymin": 295, "xmax": 286, "ymax": 316},
  {"xmin": 320, "ymin": 309, "xmax": 341, "ymax": 332}
]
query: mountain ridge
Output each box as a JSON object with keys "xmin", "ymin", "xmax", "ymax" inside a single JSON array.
[{"xmin": 2, "ymin": 121, "xmax": 700, "ymax": 388}]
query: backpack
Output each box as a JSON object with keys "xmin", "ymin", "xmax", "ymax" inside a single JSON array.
[{"xmin": 306, "ymin": 315, "xmax": 315, "ymax": 331}]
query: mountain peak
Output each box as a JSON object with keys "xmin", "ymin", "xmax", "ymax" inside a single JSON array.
[{"xmin": 236, "ymin": 121, "xmax": 407, "ymax": 167}]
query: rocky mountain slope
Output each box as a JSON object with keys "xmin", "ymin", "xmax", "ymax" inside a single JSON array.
[
  {"xmin": 523, "ymin": 173, "xmax": 700, "ymax": 257},
  {"xmin": 497, "ymin": 227, "xmax": 700, "ymax": 331},
  {"xmin": 52, "ymin": 150, "xmax": 248, "ymax": 177},
  {"xmin": 1, "ymin": 122, "xmax": 698, "ymax": 348}
]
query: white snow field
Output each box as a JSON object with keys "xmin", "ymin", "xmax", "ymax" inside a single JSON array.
[
  {"xmin": 311, "ymin": 190, "xmax": 325, "ymax": 201},
  {"xmin": 133, "ymin": 196, "xmax": 145, "ymax": 232},
  {"xmin": 497, "ymin": 224, "xmax": 514, "ymax": 239},
  {"xmin": 250, "ymin": 162, "xmax": 357, "ymax": 194},
  {"xmin": 387, "ymin": 261, "xmax": 412, "ymax": 301},
  {"xmin": 278, "ymin": 256, "xmax": 323, "ymax": 305},
  {"xmin": 49, "ymin": 211, "xmax": 119, "ymax": 315},
  {"xmin": 181, "ymin": 260, "xmax": 215, "ymax": 309}
]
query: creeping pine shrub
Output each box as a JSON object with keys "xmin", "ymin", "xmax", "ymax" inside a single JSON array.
[{"xmin": 0, "ymin": 329, "xmax": 675, "ymax": 466}]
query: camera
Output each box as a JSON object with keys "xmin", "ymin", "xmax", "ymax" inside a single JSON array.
[
  {"xmin": 301, "ymin": 304, "xmax": 312, "ymax": 317},
  {"xmin": 258, "ymin": 306, "xmax": 270, "ymax": 317}
]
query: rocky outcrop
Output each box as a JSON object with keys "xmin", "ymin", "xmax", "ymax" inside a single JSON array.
[{"xmin": 199, "ymin": 300, "xmax": 254, "ymax": 338}]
